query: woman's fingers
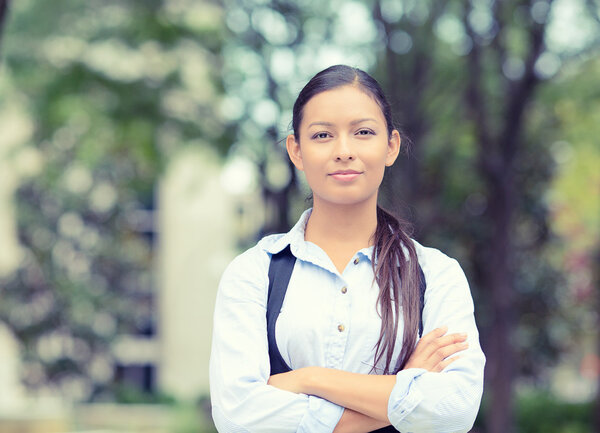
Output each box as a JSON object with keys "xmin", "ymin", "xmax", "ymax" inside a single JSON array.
[
  {"xmin": 435, "ymin": 355, "xmax": 462, "ymax": 372},
  {"xmin": 412, "ymin": 326, "xmax": 449, "ymax": 355},
  {"xmin": 418, "ymin": 331, "xmax": 468, "ymax": 358},
  {"xmin": 436, "ymin": 341, "xmax": 469, "ymax": 361},
  {"xmin": 421, "ymin": 326, "xmax": 448, "ymax": 342},
  {"xmin": 418, "ymin": 327, "xmax": 464, "ymax": 348},
  {"xmin": 405, "ymin": 326, "xmax": 469, "ymax": 371}
]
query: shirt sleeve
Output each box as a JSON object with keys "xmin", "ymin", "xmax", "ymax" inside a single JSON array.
[
  {"xmin": 387, "ymin": 253, "xmax": 486, "ymax": 433},
  {"xmin": 209, "ymin": 245, "xmax": 344, "ymax": 433}
]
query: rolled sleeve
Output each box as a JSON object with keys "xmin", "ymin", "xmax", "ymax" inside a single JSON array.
[
  {"xmin": 387, "ymin": 247, "xmax": 485, "ymax": 433},
  {"xmin": 387, "ymin": 368, "xmax": 427, "ymax": 425}
]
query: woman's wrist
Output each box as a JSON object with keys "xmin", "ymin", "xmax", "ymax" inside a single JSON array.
[
  {"xmin": 300, "ymin": 366, "xmax": 322, "ymax": 395},
  {"xmin": 296, "ymin": 367, "xmax": 395, "ymax": 422}
]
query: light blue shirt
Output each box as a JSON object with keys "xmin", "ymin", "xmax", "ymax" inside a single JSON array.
[{"xmin": 210, "ymin": 209, "xmax": 485, "ymax": 433}]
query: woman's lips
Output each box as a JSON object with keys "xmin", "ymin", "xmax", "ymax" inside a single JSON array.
[{"xmin": 329, "ymin": 171, "xmax": 362, "ymax": 181}]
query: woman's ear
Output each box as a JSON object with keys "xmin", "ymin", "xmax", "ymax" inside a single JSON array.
[
  {"xmin": 385, "ymin": 130, "xmax": 401, "ymax": 167},
  {"xmin": 286, "ymin": 134, "xmax": 304, "ymax": 171}
]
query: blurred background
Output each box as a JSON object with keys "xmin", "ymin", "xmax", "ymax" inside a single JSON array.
[{"xmin": 0, "ymin": 0, "xmax": 598, "ymax": 432}]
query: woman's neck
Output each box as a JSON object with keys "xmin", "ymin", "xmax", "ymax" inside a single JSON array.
[{"xmin": 304, "ymin": 197, "xmax": 378, "ymax": 252}]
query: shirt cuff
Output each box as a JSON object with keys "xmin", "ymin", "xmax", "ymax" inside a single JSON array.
[
  {"xmin": 297, "ymin": 395, "xmax": 344, "ymax": 433},
  {"xmin": 387, "ymin": 368, "xmax": 427, "ymax": 427}
]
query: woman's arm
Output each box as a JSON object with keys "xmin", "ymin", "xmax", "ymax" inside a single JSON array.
[
  {"xmin": 268, "ymin": 326, "xmax": 468, "ymax": 421},
  {"xmin": 210, "ymin": 247, "xmax": 343, "ymax": 433}
]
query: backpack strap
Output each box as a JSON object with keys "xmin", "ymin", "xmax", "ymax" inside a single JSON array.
[
  {"xmin": 266, "ymin": 245, "xmax": 295, "ymax": 375},
  {"xmin": 418, "ymin": 265, "xmax": 426, "ymax": 338}
]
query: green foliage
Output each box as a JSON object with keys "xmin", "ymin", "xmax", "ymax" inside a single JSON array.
[
  {"xmin": 474, "ymin": 390, "xmax": 595, "ymax": 433},
  {"xmin": 516, "ymin": 392, "xmax": 593, "ymax": 433},
  {"xmin": 112, "ymin": 384, "xmax": 177, "ymax": 405},
  {"xmin": 0, "ymin": 0, "xmax": 226, "ymax": 399}
]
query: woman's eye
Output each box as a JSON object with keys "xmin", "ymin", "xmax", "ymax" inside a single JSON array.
[
  {"xmin": 313, "ymin": 132, "xmax": 330, "ymax": 139},
  {"xmin": 357, "ymin": 129, "xmax": 374, "ymax": 136}
]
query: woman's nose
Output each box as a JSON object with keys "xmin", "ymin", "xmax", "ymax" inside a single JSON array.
[{"xmin": 334, "ymin": 136, "xmax": 355, "ymax": 161}]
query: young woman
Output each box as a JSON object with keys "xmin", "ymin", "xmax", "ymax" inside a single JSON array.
[{"xmin": 209, "ymin": 65, "xmax": 485, "ymax": 433}]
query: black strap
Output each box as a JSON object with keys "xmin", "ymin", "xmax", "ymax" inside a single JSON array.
[
  {"xmin": 267, "ymin": 247, "xmax": 427, "ymax": 432},
  {"xmin": 418, "ymin": 265, "xmax": 426, "ymax": 337},
  {"xmin": 266, "ymin": 245, "xmax": 295, "ymax": 375},
  {"xmin": 370, "ymin": 426, "xmax": 399, "ymax": 432}
]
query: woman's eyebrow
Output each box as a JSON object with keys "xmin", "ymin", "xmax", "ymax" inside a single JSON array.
[
  {"xmin": 307, "ymin": 121, "xmax": 335, "ymax": 128},
  {"xmin": 307, "ymin": 118, "xmax": 377, "ymax": 128},
  {"xmin": 350, "ymin": 118, "xmax": 377, "ymax": 125}
]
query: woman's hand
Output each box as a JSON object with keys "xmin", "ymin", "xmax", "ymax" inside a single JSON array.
[{"xmin": 404, "ymin": 326, "xmax": 468, "ymax": 372}]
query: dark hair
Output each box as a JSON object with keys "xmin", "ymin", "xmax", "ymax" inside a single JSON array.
[{"xmin": 292, "ymin": 64, "xmax": 422, "ymax": 374}]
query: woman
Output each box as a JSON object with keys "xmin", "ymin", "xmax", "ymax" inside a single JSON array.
[{"xmin": 209, "ymin": 65, "xmax": 485, "ymax": 433}]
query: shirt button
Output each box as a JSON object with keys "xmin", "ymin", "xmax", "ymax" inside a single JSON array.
[
  {"xmin": 341, "ymin": 286, "xmax": 347, "ymax": 294},
  {"xmin": 337, "ymin": 324, "xmax": 345, "ymax": 332},
  {"xmin": 353, "ymin": 258, "xmax": 359, "ymax": 265}
]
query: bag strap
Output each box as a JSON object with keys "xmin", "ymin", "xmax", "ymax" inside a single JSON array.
[
  {"xmin": 266, "ymin": 245, "xmax": 295, "ymax": 375},
  {"xmin": 418, "ymin": 265, "xmax": 426, "ymax": 337}
]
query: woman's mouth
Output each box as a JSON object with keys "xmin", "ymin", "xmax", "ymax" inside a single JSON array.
[{"xmin": 329, "ymin": 170, "xmax": 362, "ymax": 181}]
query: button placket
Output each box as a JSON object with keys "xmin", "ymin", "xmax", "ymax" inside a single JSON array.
[{"xmin": 326, "ymin": 276, "xmax": 351, "ymax": 368}]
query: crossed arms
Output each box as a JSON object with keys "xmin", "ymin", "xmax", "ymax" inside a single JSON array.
[{"xmin": 268, "ymin": 326, "xmax": 469, "ymax": 432}]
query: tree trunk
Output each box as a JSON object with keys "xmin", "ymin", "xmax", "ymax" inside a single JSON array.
[
  {"xmin": 484, "ymin": 173, "xmax": 516, "ymax": 433},
  {"xmin": 0, "ymin": 0, "xmax": 9, "ymax": 56},
  {"xmin": 260, "ymin": 120, "xmax": 298, "ymax": 235},
  {"xmin": 464, "ymin": 1, "xmax": 551, "ymax": 429}
]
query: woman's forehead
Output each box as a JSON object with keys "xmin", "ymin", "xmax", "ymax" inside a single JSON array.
[{"xmin": 301, "ymin": 85, "xmax": 386, "ymax": 125}]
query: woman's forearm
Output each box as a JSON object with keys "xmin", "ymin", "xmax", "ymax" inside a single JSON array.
[
  {"xmin": 333, "ymin": 409, "xmax": 390, "ymax": 433},
  {"xmin": 304, "ymin": 367, "xmax": 396, "ymax": 422},
  {"xmin": 267, "ymin": 328, "xmax": 470, "ymax": 424}
]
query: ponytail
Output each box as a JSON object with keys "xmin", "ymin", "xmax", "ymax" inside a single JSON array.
[{"xmin": 372, "ymin": 206, "xmax": 422, "ymax": 374}]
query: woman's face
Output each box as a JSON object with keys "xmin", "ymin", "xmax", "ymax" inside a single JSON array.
[{"xmin": 286, "ymin": 85, "xmax": 400, "ymax": 208}]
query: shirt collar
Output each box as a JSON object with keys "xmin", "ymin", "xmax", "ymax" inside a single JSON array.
[
  {"xmin": 263, "ymin": 208, "xmax": 312, "ymax": 256},
  {"xmin": 262, "ymin": 208, "xmax": 375, "ymax": 268}
]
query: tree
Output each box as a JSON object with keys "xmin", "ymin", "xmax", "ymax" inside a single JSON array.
[{"xmin": 463, "ymin": 3, "xmax": 554, "ymax": 431}]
